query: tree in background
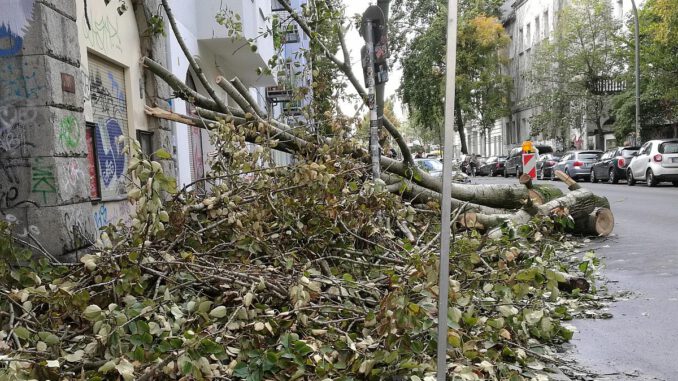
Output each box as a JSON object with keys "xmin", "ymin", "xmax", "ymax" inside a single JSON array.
[
  {"xmin": 526, "ymin": 0, "xmax": 622, "ymax": 148},
  {"xmin": 612, "ymin": 0, "xmax": 678, "ymax": 141},
  {"xmin": 394, "ymin": 0, "xmax": 510, "ymax": 155}
]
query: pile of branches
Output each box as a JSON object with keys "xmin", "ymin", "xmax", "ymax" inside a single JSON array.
[{"xmin": 0, "ymin": 123, "xmax": 601, "ymax": 380}]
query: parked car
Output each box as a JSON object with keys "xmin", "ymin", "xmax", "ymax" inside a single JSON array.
[
  {"xmin": 590, "ymin": 146, "xmax": 640, "ymax": 184},
  {"xmin": 553, "ymin": 150, "xmax": 603, "ymax": 181},
  {"xmin": 627, "ymin": 139, "xmax": 678, "ymax": 187},
  {"xmin": 537, "ymin": 153, "xmax": 562, "ymax": 180},
  {"xmin": 477, "ymin": 156, "xmax": 506, "ymax": 177},
  {"xmin": 491, "ymin": 156, "xmax": 507, "ymax": 177},
  {"xmin": 415, "ymin": 158, "xmax": 443, "ymax": 177},
  {"xmin": 415, "ymin": 158, "xmax": 470, "ymax": 183},
  {"xmin": 504, "ymin": 145, "xmax": 554, "ymax": 177}
]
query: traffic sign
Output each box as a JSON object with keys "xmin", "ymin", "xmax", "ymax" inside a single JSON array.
[{"xmin": 522, "ymin": 153, "xmax": 537, "ymax": 179}]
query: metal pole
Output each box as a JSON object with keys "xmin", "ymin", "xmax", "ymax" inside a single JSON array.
[
  {"xmin": 365, "ymin": 19, "xmax": 381, "ymax": 180},
  {"xmin": 631, "ymin": 0, "xmax": 641, "ymax": 145},
  {"xmin": 437, "ymin": 0, "xmax": 458, "ymax": 379}
]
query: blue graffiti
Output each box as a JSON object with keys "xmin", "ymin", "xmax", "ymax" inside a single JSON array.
[
  {"xmin": 93, "ymin": 204, "xmax": 108, "ymax": 230},
  {"xmin": 0, "ymin": 24, "xmax": 23, "ymax": 57},
  {"xmin": 95, "ymin": 119, "xmax": 125, "ymax": 187},
  {"xmin": 0, "ymin": 1, "xmax": 36, "ymax": 57}
]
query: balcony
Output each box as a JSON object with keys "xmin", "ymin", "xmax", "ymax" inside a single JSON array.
[
  {"xmin": 589, "ymin": 78, "xmax": 626, "ymax": 95},
  {"xmin": 266, "ymin": 73, "xmax": 297, "ymax": 103}
]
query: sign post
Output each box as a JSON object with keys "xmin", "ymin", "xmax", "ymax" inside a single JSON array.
[
  {"xmin": 521, "ymin": 141, "xmax": 537, "ymax": 179},
  {"xmin": 437, "ymin": 0, "xmax": 459, "ymax": 379},
  {"xmin": 360, "ymin": 6, "xmax": 388, "ymax": 181}
]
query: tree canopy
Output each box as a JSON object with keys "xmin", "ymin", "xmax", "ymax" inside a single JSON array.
[
  {"xmin": 526, "ymin": 0, "xmax": 622, "ymax": 147},
  {"xmin": 395, "ymin": 0, "xmax": 511, "ymax": 154},
  {"xmin": 611, "ymin": 0, "xmax": 678, "ymax": 141}
]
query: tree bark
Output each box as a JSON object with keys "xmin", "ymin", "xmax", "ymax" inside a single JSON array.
[
  {"xmin": 572, "ymin": 207, "xmax": 614, "ymax": 237},
  {"xmin": 455, "ymin": 97, "xmax": 468, "ymax": 155}
]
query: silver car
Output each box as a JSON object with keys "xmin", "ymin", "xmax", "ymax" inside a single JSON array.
[
  {"xmin": 627, "ymin": 139, "xmax": 678, "ymax": 187},
  {"xmin": 414, "ymin": 158, "xmax": 470, "ymax": 183},
  {"xmin": 553, "ymin": 150, "xmax": 603, "ymax": 181}
]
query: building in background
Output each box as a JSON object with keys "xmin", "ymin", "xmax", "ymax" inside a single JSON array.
[
  {"xmin": 267, "ymin": 0, "xmax": 313, "ymax": 129},
  {"xmin": 499, "ymin": 0, "xmax": 644, "ymax": 153},
  {"xmin": 167, "ymin": 0, "xmax": 278, "ymax": 190}
]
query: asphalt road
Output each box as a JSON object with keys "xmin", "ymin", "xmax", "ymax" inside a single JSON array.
[{"xmin": 471, "ymin": 174, "xmax": 678, "ymax": 380}]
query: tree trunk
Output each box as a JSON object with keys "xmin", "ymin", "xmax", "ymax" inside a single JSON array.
[
  {"xmin": 572, "ymin": 207, "xmax": 614, "ymax": 237},
  {"xmin": 455, "ymin": 97, "xmax": 468, "ymax": 155}
]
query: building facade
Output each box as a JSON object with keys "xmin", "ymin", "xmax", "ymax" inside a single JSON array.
[
  {"xmin": 167, "ymin": 0, "xmax": 279, "ymax": 189},
  {"xmin": 1, "ymin": 0, "xmax": 173, "ymax": 259},
  {"xmin": 499, "ymin": 0, "xmax": 644, "ymax": 154}
]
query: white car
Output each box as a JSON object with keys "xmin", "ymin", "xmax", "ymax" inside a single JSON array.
[{"xmin": 627, "ymin": 139, "xmax": 678, "ymax": 187}]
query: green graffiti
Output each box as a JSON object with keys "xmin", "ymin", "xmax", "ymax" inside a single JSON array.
[
  {"xmin": 58, "ymin": 115, "xmax": 81, "ymax": 150},
  {"xmin": 31, "ymin": 158, "xmax": 56, "ymax": 203}
]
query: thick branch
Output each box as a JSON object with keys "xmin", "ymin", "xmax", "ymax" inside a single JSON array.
[
  {"xmin": 231, "ymin": 77, "xmax": 267, "ymax": 118},
  {"xmin": 216, "ymin": 76, "xmax": 261, "ymax": 120}
]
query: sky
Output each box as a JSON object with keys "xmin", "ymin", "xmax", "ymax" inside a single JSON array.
[{"xmin": 338, "ymin": 1, "xmax": 405, "ymax": 120}]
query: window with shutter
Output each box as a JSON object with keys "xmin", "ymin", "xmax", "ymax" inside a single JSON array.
[{"xmin": 88, "ymin": 54, "xmax": 129, "ymax": 201}]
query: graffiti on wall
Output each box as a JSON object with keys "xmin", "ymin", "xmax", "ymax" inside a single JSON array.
[
  {"xmin": 0, "ymin": 60, "xmax": 43, "ymax": 101},
  {"xmin": 95, "ymin": 119, "xmax": 125, "ymax": 189},
  {"xmin": 0, "ymin": 0, "xmax": 35, "ymax": 57},
  {"xmin": 60, "ymin": 159, "xmax": 86, "ymax": 199},
  {"xmin": 0, "ymin": 106, "xmax": 34, "ymax": 157},
  {"xmin": 0, "ymin": 183, "xmax": 19, "ymax": 209},
  {"xmin": 63, "ymin": 209, "xmax": 96, "ymax": 252},
  {"xmin": 31, "ymin": 157, "xmax": 56, "ymax": 204},
  {"xmin": 92, "ymin": 202, "xmax": 131, "ymax": 231},
  {"xmin": 89, "ymin": 63, "xmax": 128, "ymax": 199},
  {"xmin": 3, "ymin": 213, "xmax": 40, "ymax": 238},
  {"xmin": 58, "ymin": 115, "xmax": 81, "ymax": 150},
  {"xmin": 82, "ymin": 14, "xmax": 122, "ymax": 54}
]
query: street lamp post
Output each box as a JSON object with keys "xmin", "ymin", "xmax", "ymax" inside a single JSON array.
[{"xmin": 631, "ymin": 0, "xmax": 641, "ymax": 145}]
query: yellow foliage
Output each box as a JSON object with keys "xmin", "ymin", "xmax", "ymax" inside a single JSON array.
[{"xmin": 470, "ymin": 16, "xmax": 509, "ymax": 48}]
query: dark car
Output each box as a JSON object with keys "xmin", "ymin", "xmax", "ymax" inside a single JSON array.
[
  {"xmin": 478, "ymin": 156, "xmax": 507, "ymax": 176},
  {"xmin": 590, "ymin": 146, "xmax": 640, "ymax": 184},
  {"xmin": 504, "ymin": 145, "xmax": 554, "ymax": 177},
  {"xmin": 537, "ymin": 153, "xmax": 562, "ymax": 180}
]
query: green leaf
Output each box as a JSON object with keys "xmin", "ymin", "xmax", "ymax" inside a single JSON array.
[
  {"xmin": 209, "ymin": 306, "xmax": 228, "ymax": 318},
  {"xmin": 199, "ymin": 338, "xmax": 224, "ymax": 355},
  {"xmin": 14, "ymin": 326, "xmax": 30, "ymax": 340},
  {"xmin": 115, "ymin": 358, "xmax": 135, "ymax": 381},
  {"xmin": 83, "ymin": 305, "xmax": 103, "ymax": 321},
  {"xmin": 154, "ymin": 149, "xmax": 172, "ymax": 160}
]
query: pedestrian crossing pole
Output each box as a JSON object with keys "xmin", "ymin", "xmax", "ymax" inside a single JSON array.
[{"xmin": 437, "ymin": 0, "xmax": 459, "ymax": 379}]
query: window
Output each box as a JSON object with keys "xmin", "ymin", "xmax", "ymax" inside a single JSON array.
[
  {"xmin": 88, "ymin": 54, "xmax": 129, "ymax": 201},
  {"xmin": 659, "ymin": 142, "xmax": 678, "ymax": 154},
  {"xmin": 86, "ymin": 122, "xmax": 101, "ymax": 200},
  {"xmin": 526, "ymin": 23, "xmax": 531, "ymax": 48},
  {"xmin": 543, "ymin": 10, "xmax": 549, "ymax": 37},
  {"xmin": 535, "ymin": 17, "xmax": 540, "ymax": 42},
  {"xmin": 136, "ymin": 130, "xmax": 154, "ymax": 157},
  {"xmin": 519, "ymin": 28, "xmax": 524, "ymax": 51},
  {"xmin": 283, "ymin": 24, "xmax": 300, "ymax": 44}
]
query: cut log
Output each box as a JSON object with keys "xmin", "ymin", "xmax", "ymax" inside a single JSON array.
[
  {"xmin": 465, "ymin": 188, "xmax": 612, "ymax": 235},
  {"xmin": 532, "ymin": 184, "xmax": 564, "ymax": 203},
  {"xmin": 519, "ymin": 174, "xmax": 565, "ymax": 205},
  {"xmin": 557, "ymin": 272, "xmax": 591, "ymax": 293},
  {"xmin": 380, "ymin": 174, "xmax": 509, "ymax": 215},
  {"xmin": 573, "ymin": 207, "xmax": 615, "ymax": 236},
  {"xmin": 555, "ymin": 170, "xmax": 581, "ymax": 191}
]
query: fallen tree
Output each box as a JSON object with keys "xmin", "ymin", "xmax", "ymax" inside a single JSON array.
[
  {"xmin": 137, "ymin": 1, "xmax": 614, "ymax": 239},
  {"xmin": 0, "ymin": 126, "xmax": 604, "ymax": 380}
]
